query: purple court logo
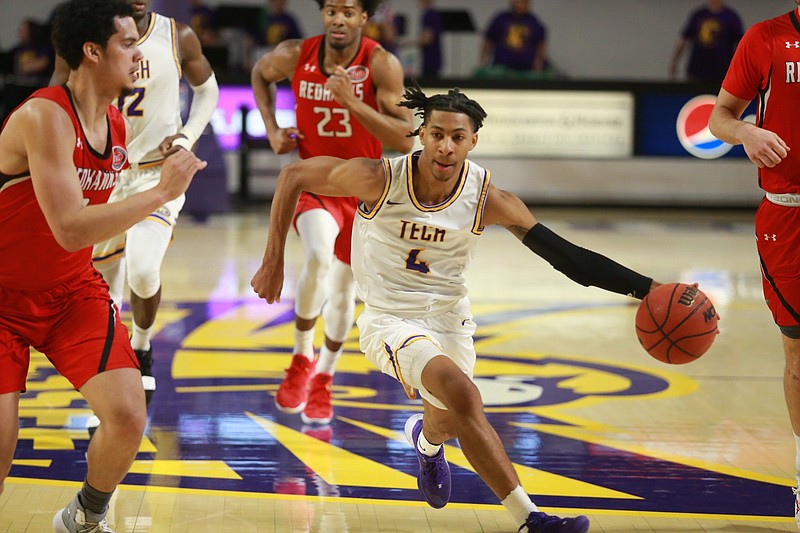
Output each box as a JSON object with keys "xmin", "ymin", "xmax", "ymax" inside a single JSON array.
[{"xmin": 676, "ymin": 95, "xmax": 733, "ymax": 159}]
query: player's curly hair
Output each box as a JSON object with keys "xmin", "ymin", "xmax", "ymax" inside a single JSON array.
[
  {"xmin": 313, "ymin": 0, "xmax": 382, "ymax": 18},
  {"xmin": 51, "ymin": 0, "xmax": 134, "ymax": 70},
  {"xmin": 399, "ymin": 81, "xmax": 488, "ymax": 137}
]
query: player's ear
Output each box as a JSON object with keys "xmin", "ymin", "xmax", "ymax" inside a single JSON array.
[
  {"xmin": 469, "ymin": 132, "xmax": 478, "ymax": 151},
  {"xmin": 83, "ymin": 42, "xmax": 102, "ymax": 65}
]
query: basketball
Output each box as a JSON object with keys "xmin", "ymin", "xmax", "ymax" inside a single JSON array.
[{"xmin": 635, "ymin": 283, "xmax": 719, "ymax": 364}]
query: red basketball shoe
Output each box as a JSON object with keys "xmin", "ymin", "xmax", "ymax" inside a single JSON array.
[
  {"xmin": 275, "ymin": 355, "xmax": 315, "ymax": 413},
  {"xmin": 301, "ymin": 373, "xmax": 333, "ymax": 425}
]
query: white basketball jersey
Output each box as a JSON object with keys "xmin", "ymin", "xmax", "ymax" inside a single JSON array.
[
  {"xmin": 118, "ymin": 13, "xmax": 182, "ymax": 164},
  {"xmin": 352, "ymin": 152, "xmax": 491, "ymax": 318}
]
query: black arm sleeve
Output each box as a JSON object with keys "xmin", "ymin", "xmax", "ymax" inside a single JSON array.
[{"xmin": 522, "ymin": 223, "xmax": 653, "ymax": 300}]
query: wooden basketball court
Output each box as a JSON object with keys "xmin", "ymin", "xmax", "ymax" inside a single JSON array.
[{"xmin": 2, "ymin": 206, "xmax": 796, "ymax": 532}]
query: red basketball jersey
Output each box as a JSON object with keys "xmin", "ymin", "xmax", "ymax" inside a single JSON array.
[
  {"xmin": 291, "ymin": 35, "xmax": 383, "ymax": 160},
  {"xmin": 0, "ymin": 85, "xmax": 129, "ymax": 291},
  {"xmin": 722, "ymin": 9, "xmax": 800, "ymax": 193}
]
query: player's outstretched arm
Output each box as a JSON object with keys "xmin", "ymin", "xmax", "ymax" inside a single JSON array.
[
  {"xmin": 251, "ymin": 156, "xmax": 386, "ymax": 302},
  {"xmin": 482, "ymin": 184, "xmax": 656, "ymax": 299},
  {"xmin": 15, "ymin": 100, "xmax": 205, "ymax": 251},
  {"xmin": 709, "ymin": 88, "xmax": 790, "ymax": 169}
]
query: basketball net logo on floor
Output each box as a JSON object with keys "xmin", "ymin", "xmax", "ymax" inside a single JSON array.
[{"xmin": 10, "ymin": 299, "xmax": 793, "ymax": 522}]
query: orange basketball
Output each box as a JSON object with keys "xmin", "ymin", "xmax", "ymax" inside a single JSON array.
[{"xmin": 635, "ymin": 283, "xmax": 719, "ymax": 364}]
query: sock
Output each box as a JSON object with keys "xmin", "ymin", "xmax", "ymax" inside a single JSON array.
[
  {"xmin": 501, "ymin": 485, "xmax": 538, "ymax": 527},
  {"xmin": 294, "ymin": 328, "xmax": 315, "ymax": 361},
  {"xmin": 130, "ymin": 323, "xmax": 152, "ymax": 351},
  {"xmin": 79, "ymin": 479, "xmax": 113, "ymax": 516},
  {"xmin": 417, "ymin": 428, "xmax": 442, "ymax": 457},
  {"xmin": 315, "ymin": 345, "xmax": 343, "ymax": 376},
  {"xmin": 794, "ymin": 433, "xmax": 800, "ymax": 486}
]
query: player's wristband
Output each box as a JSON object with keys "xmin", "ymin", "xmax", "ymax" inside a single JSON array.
[
  {"xmin": 523, "ymin": 223, "xmax": 653, "ymax": 299},
  {"xmin": 179, "ymin": 73, "xmax": 219, "ymax": 145},
  {"xmin": 171, "ymin": 137, "xmax": 193, "ymax": 151}
]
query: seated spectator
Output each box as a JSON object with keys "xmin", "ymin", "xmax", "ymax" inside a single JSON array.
[
  {"xmin": 189, "ymin": 0, "xmax": 221, "ymax": 47},
  {"xmin": 669, "ymin": 0, "xmax": 743, "ymax": 85},
  {"xmin": 11, "ymin": 19, "xmax": 54, "ymax": 85},
  {"xmin": 1, "ymin": 18, "xmax": 53, "ymax": 125},
  {"xmin": 480, "ymin": 0, "xmax": 547, "ymax": 73},
  {"xmin": 263, "ymin": 0, "xmax": 302, "ymax": 49}
]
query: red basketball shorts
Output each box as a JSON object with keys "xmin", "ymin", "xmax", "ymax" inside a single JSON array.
[
  {"xmin": 755, "ymin": 197, "xmax": 800, "ymax": 327},
  {"xmin": 0, "ymin": 268, "xmax": 138, "ymax": 394},
  {"xmin": 294, "ymin": 192, "xmax": 357, "ymax": 265}
]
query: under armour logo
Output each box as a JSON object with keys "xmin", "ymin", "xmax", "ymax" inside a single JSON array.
[
  {"xmin": 787, "ymin": 41, "xmax": 800, "ymax": 48},
  {"xmin": 763, "ymin": 233, "xmax": 777, "ymax": 241},
  {"xmin": 76, "ymin": 137, "xmax": 82, "ymax": 149},
  {"xmin": 303, "ymin": 63, "xmax": 317, "ymax": 72}
]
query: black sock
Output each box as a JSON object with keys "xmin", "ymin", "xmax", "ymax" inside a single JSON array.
[{"xmin": 78, "ymin": 479, "xmax": 113, "ymax": 515}]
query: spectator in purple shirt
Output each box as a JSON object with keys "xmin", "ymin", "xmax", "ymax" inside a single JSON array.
[
  {"xmin": 669, "ymin": 0, "xmax": 743, "ymax": 85},
  {"xmin": 263, "ymin": 0, "xmax": 303, "ymax": 49},
  {"xmin": 403, "ymin": 0, "xmax": 443, "ymax": 78},
  {"xmin": 480, "ymin": 0, "xmax": 547, "ymax": 72}
]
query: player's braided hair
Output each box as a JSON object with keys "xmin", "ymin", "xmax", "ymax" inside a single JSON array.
[
  {"xmin": 399, "ymin": 82, "xmax": 488, "ymax": 137},
  {"xmin": 313, "ymin": 0, "xmax": 382, "ymax": 17}
]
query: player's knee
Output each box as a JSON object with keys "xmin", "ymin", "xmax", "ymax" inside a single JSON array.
[
  {"xmin": 128, "ymin": 268, "xmax": 160, "ymax": 299},
  {"xmin": 304, "ymin": 248, "xmax": 334, "ymax": 277},
  {"xmin": 103, "ymin": 403, "xmax": 147, "ymax": 443},
  {"xmin": 439, "ymin": 374, "xmax": 482, "ymax": 415}
]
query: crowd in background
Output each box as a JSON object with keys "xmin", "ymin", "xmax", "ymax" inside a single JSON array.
[{"xmin": 0, "ymin": 0, "xmax": 746, "ymax": 123}]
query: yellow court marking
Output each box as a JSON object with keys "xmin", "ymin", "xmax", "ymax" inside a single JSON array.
[
  {"xmin": 128, "ymin": 460, "xmax": 242, "ymax": 479},
  {"xmin": 515, "ymin": 422, "xmax": 795, "ymax": 487},
  {"xmin": 245, "ymin": 412, "xmax": 417, "ymax": 489},
  {"xmin": 5, "ymin": 477, "xmax": 792, "ymax": 523},
  {"xmin": 338, "ymin": 417, "xmax": 640, "ymax": 500},
  {"xmin": 10, "ymin": 459, "xmax": 51, "ymax": 468}
]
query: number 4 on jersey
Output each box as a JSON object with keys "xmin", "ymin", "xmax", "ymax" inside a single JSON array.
[{"xmin": 405, "ymin": 249, "xmax": 430, "ymax": 274}]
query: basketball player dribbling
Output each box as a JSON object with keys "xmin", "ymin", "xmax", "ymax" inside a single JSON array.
[{"xmin": 252, "ymin": 83, "xmax": 665, "ymax": 533}]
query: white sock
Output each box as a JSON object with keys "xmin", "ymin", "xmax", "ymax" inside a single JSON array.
[
  {"xmin": 501, "ymin": 485, "xmax": 538, "ymax": 527},
  {"xmin": 794, "ymin": 433, "xmax": 800, "ymax": 486},
  {"xmin": 316, "ymin": 345, "xmax": 342, "ymax": 376},
  {"xmin": 417, "ymin": 428, "xmax": 442, "ymax": 457},
  {"xmin": 294, "ymin": 328, "xmax": 315, "ymax": 361},
  {"xmin": 130, "ymin": 323, "xmax": 152, "ymax": 351}
]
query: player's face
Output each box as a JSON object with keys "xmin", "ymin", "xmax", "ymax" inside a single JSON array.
[
  {"xmin": 321, "ymin": 0, "xmax": 368, "ymax": 50},
  {"xmin": 126, "ymin": 0, "xmax": 149, "ymax": 22},
  {"xmin": 418, "ymin": 110, "xmax": 478, "ymax": 183},
  {"xmin": 100, "ymin": 16, "xmax": 143, "ymax": 97}
]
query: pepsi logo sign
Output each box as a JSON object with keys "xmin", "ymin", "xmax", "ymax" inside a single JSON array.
[{"xmin": 676, "ymin": 95, "xmax": 733, "ymax": 159}]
